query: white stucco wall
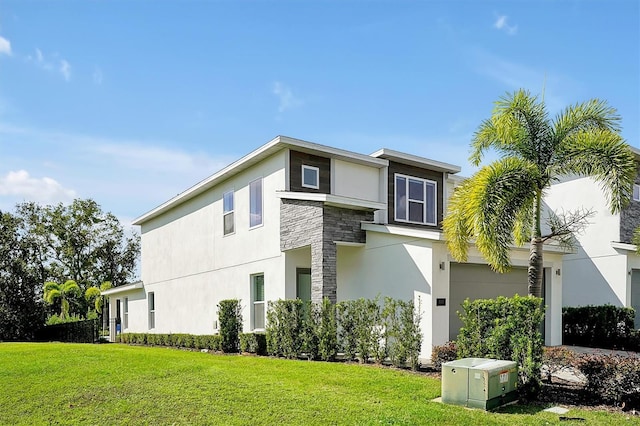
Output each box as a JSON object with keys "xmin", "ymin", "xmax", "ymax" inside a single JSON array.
[
  {"xmin": 545, "ymin": 176, "xmax": 625, "ymax": 306},
  {"xmin": 332, "ymin": 159, "xmax": 382, "ymax": 202},
  {"xmin": 130, "ymin": 150, "xmax": 288, "ymax": 334}
]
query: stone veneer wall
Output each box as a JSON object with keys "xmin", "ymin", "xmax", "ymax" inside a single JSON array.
[
  {"xmin": 280, "ymin": 199, "xmax": 373, "ymax": 303},
  {"xmin": 620, "ymin": 170, "xmax": 640, "ymax": 243}
]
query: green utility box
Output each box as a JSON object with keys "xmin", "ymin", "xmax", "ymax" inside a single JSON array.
[{"xmin": 441, "ymin": 358, "xmax": 518, "ymax": 410}]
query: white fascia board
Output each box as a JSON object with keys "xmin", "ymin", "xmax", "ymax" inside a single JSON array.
[
  {"xmin": 370, "ymin": 148, "xmax": 461, "ymax": 174},
  {"xmin": 334, "ymin": 241, "xmax": 366, "ymax": 247},
  {"xmin": 362, "ymin": 223, "xmax": 445, "ymax": 241},
  {"xmin": 133, "ymin": 135, "xmax": 388, "ymax": 225},
  {"xmin": 101, "ymin": 281, "xmax": 144, "ymax": 296},
  {"xmin": 612, "ymin": 241, "xmax": 638, "ymax": 252},
  {"xmin": 276, "ymin": 191, "xmax": 386, "ymax": 211}
]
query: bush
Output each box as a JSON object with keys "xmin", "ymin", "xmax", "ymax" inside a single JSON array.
[
  {"xmin": 45, "ymin": 313, "xmax": 84, "ymax": 325},
  {"xmin": 577, "ymin": 353, "xmax": 640, "ymax": 408},
  {"xmin": 563, "ymin": 305, "xmax": 636, "ymax": 350},
  {"xmin": 457, "ymin": 295, "xmax": 545, "ymax": 397},
  {"xmin": 266, "ymin": 299, "xmax": 304, "ymax": 358},
  {"xmin": 218, "ymin": 299, "xmax": 243, "ymax": 353},
  {"xmin": 431, "ymin": 341, "xmax": 458, "ymax": 369},
  {"xmin": 317, "ymin": 298, "xmax": 338, "ymax": 361},
  {"xmin": 337, "ymin": 298, "xmax": 381, "ymax": 364},
  {"xmin": 240, "ymin": 333, "xmax": 267, "ymax": 355}
]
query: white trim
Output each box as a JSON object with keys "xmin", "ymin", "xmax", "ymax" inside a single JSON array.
[
  {"xmin": 612, "ymin": 241, "xmax": 638, "ymax": 252},
  {"xmin": 275, "ymin": 191, "xmax": 386, "ymax": 211},
  {"xmin": 301, "ymin": 165, "xmax": 320, "ymax": 189},
  {"xmin": 133, "ymin": 136, "xmax": 388, "ymax": 225},
  {"xmin": 634, "ymin": 184, "xmax": 640, "ymax": 202},
  {"xmin": 370, "ymin": 148, "xmax": 461, "ymax": 173},
  {"xmin": 394, "ymin": 173, "xmax": 437, "ymax": 226},
  {"xmin": 362, "ymin": 223, "xmax": 445, "ymax": 241},
  {"xmin": 334, "ymin": 241, "xmax": 366, "ymax": 247},
  {"xmin": 101, "ymin": 281, "xmax": 143, "ymax": 296}
]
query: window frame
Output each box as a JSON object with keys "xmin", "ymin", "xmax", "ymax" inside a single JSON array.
[
  {"xmin": 251, "ymin": 274, "xmax": 265, "ymax": 331},
  {"xmin": 123, "ymin": 297, "xmax": 129, "ymax": 330},
  {"xmin": 148, "ymin": 292, "xmax": 155, "ymax": 330},
  {"xmin": 394, "ymin": 173, "xmax": 437, "ymax": 226},
  {"xmin": 301, "ymin": 165, "xmax": 320, "ymax": 189},
  {"xmin": 249, "ymin": 177, "xmax": 263, "ymax": 229},
  {"xmin": 223, "ymin": 190, "xmax": 235, "ymax": 235},
  {"xmin": 634, "ymin": 184, "xmax": 640, "ymax": 202}
]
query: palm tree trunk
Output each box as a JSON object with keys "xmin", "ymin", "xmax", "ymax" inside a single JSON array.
[{"xmin": 528, "ymin": 238, "xmax": 544, "ymax": 297}]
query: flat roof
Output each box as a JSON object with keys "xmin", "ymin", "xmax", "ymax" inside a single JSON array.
[{"xmin": 370, "ymin": 148, "xmax": 461, "ymax": 173}]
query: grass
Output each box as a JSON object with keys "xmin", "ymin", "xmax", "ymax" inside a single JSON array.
[{"xmin": 0, "ymin": 343, "xmax": 638, "ymax": 425}]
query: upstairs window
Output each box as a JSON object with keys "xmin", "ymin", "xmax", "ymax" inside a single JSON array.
[
  {"xmin": 223, "ymin": 190, "xmax": 234, "ymax": 235},
  {"xmin": 395, "ymin": 174, "xmax": 437, "ymax": 226},
  {"xmin": 634, "ymin": 184, "xmax": 640, "ymax": 201},
  {"xmin": 249, "ymin": 178, "xmax": 263, "ymax": 228},
  {"xmin": 302, "ymin": 165, "xmax": 319, "ymax": 189}
]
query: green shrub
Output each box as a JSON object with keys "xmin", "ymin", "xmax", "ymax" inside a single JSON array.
[
  {"xmin": 45, "ymin": 313, "xmax": 84, "ymax": 325},
  {"xmin": 240, "ymin": 333, "xmax": 267, "ymax": 355},
  {"xmin": 218, "ymin": 299, "xmax": 243, "ymax": 353},
  {"xmin": 301, "ymin": 301, "xmax": 320, "ymax": 360},
  {"xmin": 563, "ymin": 305, "xmax": 636, "ymax": 350},
  {"xmin": 431, "ymin": 341, "xmax": 458, "ymax": 369},
  {"xmin": 266, "ymin": 299, "xmax": 304, "ymax": 358},
  {"xmin": 317, "ymin": 298, "xmax": 338, "ymax": 362},
  {"xmin": 457, "ymin": 295, "xmax": 544, "ymax": 397},
  {"xmin": 336, "ymin": 300, "xmax": 358, "ymax": 361},
  {"xmin": 385, "ymin": 298, "xmax": 422, "ymax": 370}
]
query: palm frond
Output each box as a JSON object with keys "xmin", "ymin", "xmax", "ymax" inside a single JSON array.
[
  {"xmin": 62, "ymin": 280, "xmax": 81, "ymax": 296},
  {"xmin": 444, "ymin": 157, "xmax": 539, "ymax": 272},
  {"xmin": 85, "ymin": 286, "xmax": 101, "ymax": 301},
  {"xmin": 555, "ymin": 129, "xmax": 636, "ymax": 213},
  {"xmin": 44, "ymin": 288, "xmax": 61, "ymax": 304},
  {"xmin": 553, "ymin": 99, "xmax": 621, "ymax": 144}
]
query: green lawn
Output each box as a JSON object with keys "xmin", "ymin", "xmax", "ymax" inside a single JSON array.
[{"xmin": 0, "ymin": 343, "xmax": 637, "ymax": 425}]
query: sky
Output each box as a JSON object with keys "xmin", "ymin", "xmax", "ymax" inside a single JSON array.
[{"xmin": 0, "ymin": 0, "xmax": 638, "ymax": 228}]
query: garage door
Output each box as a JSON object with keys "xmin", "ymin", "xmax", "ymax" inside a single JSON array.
[{"xmin": 449, "ymin": 263, "xmax": 528, "ymax": 341}]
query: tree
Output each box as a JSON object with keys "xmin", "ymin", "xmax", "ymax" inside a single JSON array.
[
  {"xmin": 44, "ymin": 280, "xmax": 81, "ymax": 320},
  {"xmin": 85, "ymin": 281, "xmax": 112, "ymax": 328},
  {"xmin": 444, "ymin": 89, "xmax": 636, "ymax": 297},
  {"xmin": 0, "ymin": 211, "xmax": 45, "ymax": 340},
  {"xmin": 16, "ymin": 199, "xmax": 140, "ymax": 300}
]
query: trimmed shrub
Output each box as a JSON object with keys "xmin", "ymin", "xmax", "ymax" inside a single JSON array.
[
  {"xmin": 317, "ymin": 298, "xmax": 338, "ymax": 361},
  {"xmin": 337, "ymin": 298, "xmax": 381, "ymax": 364},
  {"xmin": 301, "ymin": 301, "xmax": 319, "ymax": 360},
  {"xmin": 218, "ymin": 299, "xmax": 243, "ymax": 353},
  {"xmin": 563, "ymin": 305, "xmax": 636, "ymax": 350},
  {"xmin": 431, "ymin": 341, "xmax": 458, "ymax": 369},
  {"xmin": 266, "ymin": 299, "xmax": 304, "ymax": 358},
  {"xmin": 240, "ymin": 333, "xmax": 267, "ymax": 355},
  {"xmin": 457, "ymin": 295, "xmax": 545, "ymax": 397}
]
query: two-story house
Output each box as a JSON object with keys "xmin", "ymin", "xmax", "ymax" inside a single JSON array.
[
  {"xmin": 103, "ymin": 136, "xmax": 564, "ymax": 360},
  {"xmin": 545, "ymin": 147, "xmax": 640, "ymax": 326}
]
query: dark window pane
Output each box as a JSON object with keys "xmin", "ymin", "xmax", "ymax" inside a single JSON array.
[
  {"xmin": 224, "ymin": 212, "xmax": 234, "ymax": 235},
  {"xmin": 395, "ymin": 176, "xmax": 406, "ymax": 220},
  {"xmin": 409, "ymin": 201, "xmax": 424, "ymax": 223},
  {"xmin": 303, "ymin": 166, "xmax": 318, "ymax": 187},
  {"xmin": 250, "ymin": 179, "xmax": 262, "ymax": 227},
  {"xmin": 426, "ymin": 183, "xmax": 436, "ymax": 224},
  {"xmin": 223, "ymin": 191, "xmax": 233, "ymax": 213}
]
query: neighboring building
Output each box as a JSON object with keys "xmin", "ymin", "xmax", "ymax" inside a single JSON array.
[
  {"xmin": 104, "ymin": 136, "xmax": 564, "ymax": 361},
  {"xmin": 545, "ymin": 147, "xmax": 640, "ymax": 326}
]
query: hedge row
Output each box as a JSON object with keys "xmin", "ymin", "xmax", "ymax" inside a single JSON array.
[
  {"xmin": 266, "ymin": 297, "xmax": 422, "ymax": 369},
  {"xmin": 563, "ymin": 305, "xmax": 637, "ymax": 350},
  {"xmin": 118, "ymin": 333, "xmax": 223, "ymax": 350}
]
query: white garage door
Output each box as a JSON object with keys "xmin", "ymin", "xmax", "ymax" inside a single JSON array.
[{"xmin": 449, "ymin": 263, "xmax": 528, "ymax": 341}]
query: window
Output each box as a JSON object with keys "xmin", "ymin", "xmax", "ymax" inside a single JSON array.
[
  {"xmin": 148, "ymin": 292, "xmax": 155, "ymax": 329},
  {"xmin": 223, "ymin": 190, "xmax": 234, "ymax": 235},
  {"xmin": 395, "ymin": 174, "xmax": 437, "ymax": 225},
  {"xmin": 634, "ymin": 184, "xmax": 640, "ymax": 201},
  {"xmin": 296, "ymin": 268, "xmax": 311, "ymax": 301},
  {"xmin": 252, "ymin": 274, "xmax": 265, "ymax": 330},
  {"xmin": 249, "ymin": 178, "xmax": 263, "ymax": 228},
  {"xmin": 123, "ymin": 297, "xmax": 129, "ymax": 329},
  {"xmin": 302, "ymin": 165, "xmax": 319, "ymax": 189}
]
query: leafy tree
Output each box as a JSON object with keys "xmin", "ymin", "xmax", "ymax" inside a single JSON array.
[
  {"xmin": 444, "ymin": 90, "xmax": 636, "ymax": 297},
  {"xmin": 44, "ymin": 280, "xmax": 81, "ymax": 320},
  {"xmin": 0, "ymin": 211, "xmax": 45, "ymax": 340},
  {"xmin": 16, "ymin": 198, "xmax": 140, "ymax": 298}
]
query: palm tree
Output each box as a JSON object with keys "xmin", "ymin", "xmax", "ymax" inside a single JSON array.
[
  {"xmin": 444, "ymin": 89, "xmax": 636, "ymax": 298},
  {"xmin": 43, "ymin": 280, "xmax": 81, "ymax": 320},
  {"xmin": 85, "ymin": 281, "xmax": 112, "ymax": 328}
]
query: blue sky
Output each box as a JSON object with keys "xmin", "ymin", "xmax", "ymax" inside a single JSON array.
[{"xmin": 0, "ymin": 0, "xmax": 638, "ymax": 227}]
